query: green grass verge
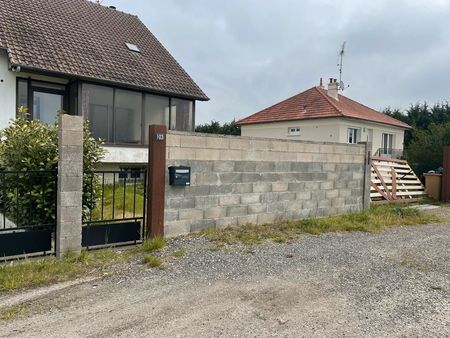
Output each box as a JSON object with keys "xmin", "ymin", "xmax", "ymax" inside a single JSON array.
[
  {"xmin": 0, "ymin": 238, "xmax": 166, "ymax": 293},
  {"xmin": 204, "ymin": 204, "xmax": 442, "ymax": 245}
]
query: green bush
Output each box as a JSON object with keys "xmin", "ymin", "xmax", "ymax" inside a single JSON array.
[{"xmin": 0, "ymin": 112, "xmax": 105, "ymax": 226}]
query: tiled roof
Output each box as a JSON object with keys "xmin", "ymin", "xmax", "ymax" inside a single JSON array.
[
  {"xmin": 237, "ymin": 86, "xmax": 411, "ymax": 129},
  {"xmin": 0, "ymin": 0, "xmax": 208, "ymax": 101}
]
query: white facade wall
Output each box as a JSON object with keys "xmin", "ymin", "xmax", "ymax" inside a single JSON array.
[
  {"xmin": 0, "ymin": 50, "xmax": 17, "ymax": 128},
  {"xmin": 241, "ymin": 117, "xmax": 406, "ymax": 154}
]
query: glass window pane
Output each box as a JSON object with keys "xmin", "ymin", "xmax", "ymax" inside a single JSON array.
[
  {"xmin": 83, "ymin": 84, "xmax": 114, "ymax": 143},
  {"xmin": 171, "ymin": 98, "xmax": 193, "ymax": 131},
  {"xmin": 33, "ymin": 91, "xmax": 63, "ymax": 124},
  {"xmin": 17, "ymin": 80, "xmax": 28, "ymax": 111},
  {"xmin": 114, "ymin": 89, "xmax": 142, "ymax": 144},
  {"xmin": 144, "ymin": 94, "xmax": 169, "ymax": 144}
]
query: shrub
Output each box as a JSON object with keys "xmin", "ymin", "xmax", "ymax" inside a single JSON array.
[{"xmin": 0, "ymin": 111, "xmax": 105, "ymax": 226}]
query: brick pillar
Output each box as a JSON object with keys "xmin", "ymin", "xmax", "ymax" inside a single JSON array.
[
  {"xmin": 441, "ymin": 146, "xmax": 450, "ymax": 201},
  {"xmin": 359, "ymin": 141, "xmax": 372, "ymax": 210},
  {"xmin": 56, "ymin": 114, "xmax": 84, "ymax": 258}
]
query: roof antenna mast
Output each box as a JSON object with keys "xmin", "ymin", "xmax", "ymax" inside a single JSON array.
[{"xmin": 337, "ymin": 41, "xmax": 349, "ymax": 91}]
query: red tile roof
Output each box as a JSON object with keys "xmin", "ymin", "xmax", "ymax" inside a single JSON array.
[
  {"xmin": 0, "ymin": 0, "xmax": 208, "ymax": 101},
  {"xmin": 237, "ymin": 86, "xmax": 411, "ymax": 129}
]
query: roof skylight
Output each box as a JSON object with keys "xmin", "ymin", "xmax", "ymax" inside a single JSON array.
[{"xmin": 125, "ymin": 43, "xmax": 140, "ymax": 53}]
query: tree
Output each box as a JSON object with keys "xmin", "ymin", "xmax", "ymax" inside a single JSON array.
[
  {"xmin": 406, "ymin": 123, "xmax": 450, "ymax": 175},
  {"xmin": 0, "ymin": 112, "xmax": 105, "ymax": 226},
  {"xmin": 195, "ymin": 120, "xmax": 241, "ymax": 136}
]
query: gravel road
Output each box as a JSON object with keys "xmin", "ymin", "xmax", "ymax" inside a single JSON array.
[{"xmin": 1, "ymin": 217, "xmax": 449, "ymax": 337}]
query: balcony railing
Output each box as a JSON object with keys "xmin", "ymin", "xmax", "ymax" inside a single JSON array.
[{"xmin": 374, "ymin": 148, "xmax": 404, "ymax": 159}]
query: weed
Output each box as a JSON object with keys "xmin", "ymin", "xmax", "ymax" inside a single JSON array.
[
  {"xmin": 133, "ymin": 237, "xmax": 166, "ymax": 254},
  {"xmin": 0, "ymin": 304, "xmax": 27, "ymax": 321},
  {"xmin": 203, "ymin": 204, "xmax": 441, "ymax": 245},
  {"xmin": 172, "ymin": 249, "xmax": 187, "ymax": 257},
  {"xmin": 143, "ymin": 255, "xmax": 162, "ymax": 268}
]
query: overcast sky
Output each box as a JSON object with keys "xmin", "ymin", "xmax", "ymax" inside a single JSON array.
[{"xmin": 102, "ymin": 0, "xmax": 450, "ymax": 124}]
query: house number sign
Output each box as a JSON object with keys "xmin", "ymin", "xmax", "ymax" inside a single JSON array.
[{"xmin": 156, "ymin": 133, "xmax": 164, "ymax": 141}]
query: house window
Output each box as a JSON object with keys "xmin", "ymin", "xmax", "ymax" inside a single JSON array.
[
  {"xmin": 288, "ymin": 127, "xmax": 300, "ymax": 136},
  {"xmin": 171, "ymin": 98, "xmax": 193, "ymax": 131},
  {"xmin": 114, "ymin": 89, "xmax": 142, "ymax": 144},
  {"xmin": 83, "ymin": 84, "xmax": 114, "ymax": 143},
  {"xmin": 347, "ymin": 128, "xmax": 359, "ymax": 144},
  {"xmin": 16, "ymin": 79, "xmax": 67, "ymax": 123},
  {"xmin": 143, "ymin": 94, "xmax": 170, "ymax": 144},
  {"xmin": 381, "ymin": 133, "xmax": 394, "ymax": 155}
]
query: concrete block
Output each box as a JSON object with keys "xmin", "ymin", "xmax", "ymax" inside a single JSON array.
[
  {"xmin": 256, "ymin": 162, "xmax": 276, "ymax": 172},
  {"xmin": 237, "ymin": 215, "xmax": 258, "ymax": 226},
  {"xmin": 216, "ymin": 217, "xmax": 238, "ymax": 229},
  {"xmin": 231, "ymin": 183, "xmax": 253, "ymax": 194},
  {"xmin": 278, "ymin": 192, "xmax": 296, "ymax": 201},
  {"xmin": 57, "ymin": 191, "xmax": 83, "ymax": 207},
  {"xmin": 272, "ymin": 182, "xmax": 289, "ymax": 192},
  {"xmin": 219, "ymin": 195, "xmax": 240, "ymax": 206},
  {"xmin": 165, "ymin": 220, "xmax": 191, "ymax": 237},
  {"xmin": 227, "ymin": 205, "xmax": 248, "ymax": 217},
  {"xmin": 195, "ymin": 148, "xmax": 221, "ymax": 161},
  {"xmin": 166, "ymin": 134, "xmax": 181, "ymax": 147},
  {"xmin": 303, "ymin": 200, "xmax": 318, "ymax": 209},
  {"xmin": 195, "ymin": 173, "xmax": 220, "ymax": 185},
  {"xmin": 206, "ymin": 137, "xmax": 229, "ymax": 149},
  {"xmin": 288, "ymin": 182, "xmax": 305, "ymax": 191},
  {"xmin": 241, "ymin": 173, "xmax": 262, "ymax": 183},
  {"xmin": 253, "ymin": 182, "xmax": 271, "ymax": 193},
  {"xmin": 167, "ymin": 197, "xmax": 195, "ymax": 209},
  {"xmin": 331, "ymin": 198, "xmax": 345, "ymax": 208},
  {"xmin": 261, "ymin": 192, "xmax": 278, "ymax": 203},
  {"xmin": 304, "ymin": 181, "xmax": 320, "ymax": 190},
  {"xmin": 59, "ymin": 114, "xmax": 83, "ymax": 131},
  {"xmin": 190, "ymin": 219, "xmax": 216, "ymax": 232},
  {"xmin": 234, "ymin": 161, "xmax": 257, "ymax": 172},
  {"xmin": 169, "ymin": 147, "xmax": 196, "ymax": 160},
  {"xmin": 210, "ymin": 185, "xmax": 233, "ymax": 194},
  {"xmin": 311, "ymin": 190, "xmax": 326, "ymax": 200},
  {"xmin": 339, "ymin": 189, "xmax": 352, "ymax": 198},
  {"xmin": 274, "ymin": 162, "xmax": 292, "ymax": 172},
  {"xmin": 219, "ymin": 150, "xmax": 243, "ymax": 161},
  {"xmin": 291, "ymin": 162, "xmax": 309, "ymax": 172},
  {"xmin": 320, "ymin": 181, "xmax": 334, "ymax": 190},
  {"xmin": 229, "ymin": 138, "xmax": 251, "ymax": 150},
  {"xmin": 323, "ymin": 163, "xmax": 336, "ymax": 172},
  {"xmin": 248, "ymin": 203, "xmax": 267, "ymax": 214},
  {"xmin": 312, "ymin": 173, "xmax": 327, "ymax": 181},
  {"xmin": 184, "ymin": 185, "xmax": 210, "ymax": 196},
  {"xmin": 267, "ymin": 201, "xmax": 287, "ymax": 213},
  {"xmin": 195, "ymin": 196, "xmax": 219, "ymax": 208},
  {"xmin": 240, "ymin": 194, "xmax": 261, "ymax": 205},
  {"xmin": 59, "ymin": 130, "xmax": 83, "ymax": 146},
  {"xmin": 180, "ymin": 135, "xmax": 206, "ymax": 148},
  {"xmin": 326, "ymin": 189, "xmax": 339, "ymax": 199},
  {"xmin": 179, "ymin": 209, "xmax": 203, "ymax": 221},
  {"xmin": 308, "ymin": 163, "xmax": 323, "ymax": 173},
  {"xmin": 213, "ymin": 161, "xmax": 235, "ymax": 172},
  {"xmin": 220, "ymin": 173, "xmax": 243, "ymax": 184},
  {"xmin": 204, "ymin": 206, "xmax": 227, "ymax": 219},
  {"xmin": 257, "ymin": 213, "xmax": 277, "ymax": 224},
  {"xmin": 286, "ymin": 201, "xmax": 302, "ymax": 211},
  {"xmin": 165, "ymin": 209, "xmax": 179, "ymax": 222},
  {"xmin": 318, "ymin": 199, "xmax": 331, "ymax": 208},
  {"xmin": 296, "ymin": 191, "xmax": 311, "ymax": 200},
  {"xmin": 59, "ymin": 176, "xmax": 83, "ymax": 192},
  {"xmin": 270, "ymin": 140, "xmax": 290, "ymax": 152}
]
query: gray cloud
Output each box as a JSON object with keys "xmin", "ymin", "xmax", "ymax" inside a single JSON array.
[{"xmin": 101, "ymin": 0, "xmax": 450, "ymax": 123}]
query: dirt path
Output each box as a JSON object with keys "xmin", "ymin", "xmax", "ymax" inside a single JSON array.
[{"xmin": 1, "ymin": 222, "xmax": 449, "ymax": 337}]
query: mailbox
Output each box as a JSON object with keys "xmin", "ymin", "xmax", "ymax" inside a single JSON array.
[{"xmin": 168, "ymin": 166, "xmax": 191, "ymax": 186}]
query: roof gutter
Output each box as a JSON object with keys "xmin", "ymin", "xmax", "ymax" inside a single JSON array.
[{"xmin": 10, "ymin": 63, "xmax": 210, "ymax": 101}]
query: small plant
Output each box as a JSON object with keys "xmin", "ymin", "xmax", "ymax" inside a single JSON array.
[
  {"xmin": 136, "ymin": 237, "xmax": 166, "ymax": 253},
  {"xmin": 172, "ymin": 249, "xmax": 187, "ymax": 257},
  {"xmin": 0, "ymin": 304, "xmax": 27, "ymax": 321},
  {"xmin": 143, "ymin": 255, "xmax": 162, "ymax": 268}
]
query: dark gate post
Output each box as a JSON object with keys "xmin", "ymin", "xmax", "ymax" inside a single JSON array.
[
  {"xmin": 441, "ymin": 146, "xmax": 450, "ymax": 201},
  {"xmin": 147, "ymin": 125, "xmax": 167, "ymax": 238}
]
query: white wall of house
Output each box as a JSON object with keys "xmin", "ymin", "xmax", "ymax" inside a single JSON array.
[
  {"xmin": 240, "ymin": 117, "xmax": 406, "ymax": 154},
  {"xmin": 0, "ymin": 50, "xmax": 17, "ymax": 128}
]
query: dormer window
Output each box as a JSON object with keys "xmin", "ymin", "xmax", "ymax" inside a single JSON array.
[{"xmin": 125, "ymin": 43, "xmax": 140, "ymax": 53}]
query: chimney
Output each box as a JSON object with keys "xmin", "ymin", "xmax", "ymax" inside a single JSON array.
[{"xmin": 327, "ymin": 78, "xmax": 339, "ymax": 101}]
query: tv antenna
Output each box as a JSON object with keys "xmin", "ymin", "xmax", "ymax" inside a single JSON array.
[{"xmin": 337, "ymin": 41, "xmax": 349, "ymax": 91}]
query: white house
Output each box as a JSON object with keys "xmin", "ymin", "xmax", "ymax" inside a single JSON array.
[
  {"xmin": 237, "ymin": 78, "xmax": 411, "ymax": 157},
  {"xmin": 0, "ymin": 0, "xmax": 208, "ymax": 167}
]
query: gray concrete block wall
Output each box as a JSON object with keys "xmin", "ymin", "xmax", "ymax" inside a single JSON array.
[{"xmin": 165, "ymin": 131, "xmax": 369, "ymax": 237}]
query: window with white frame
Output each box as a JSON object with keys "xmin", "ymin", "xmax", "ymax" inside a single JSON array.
[
  {"xmin": 381, "ymin": 133, "xmax": 394, "ymax": 155},
  {"xmin": 347, "ymin": 128, "xmax": 359, "ymax": 144},
  {"xmin": 288, "ymin": 126, "xmax": 300, "ymax": 136}
]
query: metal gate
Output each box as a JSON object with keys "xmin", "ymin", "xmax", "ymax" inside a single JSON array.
[
  {"xmin": 82, "ymin": 169, "xmax": 147, "ymax": 249},
  {"xmin": 0, "ymin": 170, "xmax": 57, "ymax": 258}
]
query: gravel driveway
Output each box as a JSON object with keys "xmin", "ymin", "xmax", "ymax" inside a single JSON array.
[{"xmin": 0, "ymin": 218, "xmax": 449, "ymax": 337}]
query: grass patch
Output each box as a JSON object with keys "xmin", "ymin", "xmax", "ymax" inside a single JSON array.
[
  {"xmin": 172, "ymin": 249, "xmax": 187, "ymax": 257},
  {"xmin": 132, "ymin": 237, "xmax": 166, "ymax": 254},
  {"xmin": 0, "ymin": 249, "xmax": 128, "ymax": 293},
  {"xmin": 0, "ymin": 304, "xmax": 28, "ymax": 321},
  {"xmin": 143, "ymin": 255, "xmax": 162, "ymax": 268},
  {"xmin": 91, "ymin": 183, "xmax": 145, "ymax": 220},
  {"xmin": 204, "ymin": 204, "xmax": 441, "ymax": 245}
]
